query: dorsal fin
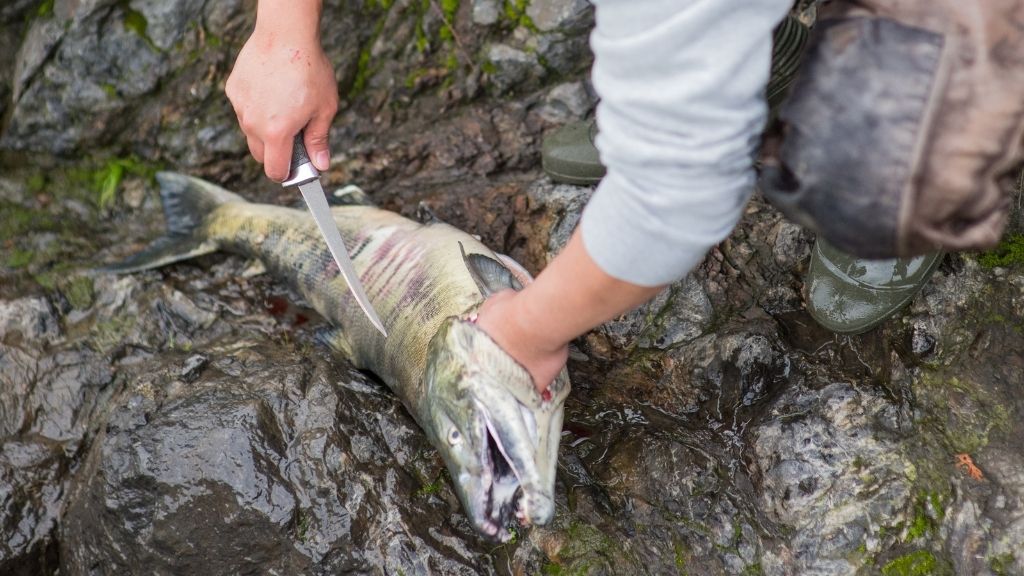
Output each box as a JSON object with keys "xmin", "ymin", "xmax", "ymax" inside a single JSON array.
[
  {"xmin": 416, "ymin": 202, "xmax": 445, "ymax": 225},
  {"xmin": 459, "ymin": 242, "xmax": 523, "ymax": 296}
]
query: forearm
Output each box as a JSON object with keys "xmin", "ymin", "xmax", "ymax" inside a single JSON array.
[
  {"xmin": 254, "ymin": 0, "xmax": 323, "ymax": 40},
  {"xmin": 507, "ymin": 229, "xmax": 664, "ymax": 353}
]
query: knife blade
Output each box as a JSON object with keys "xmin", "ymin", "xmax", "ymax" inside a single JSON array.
[{"xmin": 283, "ymin": 133, "xmax": 387, "ymax": 337}]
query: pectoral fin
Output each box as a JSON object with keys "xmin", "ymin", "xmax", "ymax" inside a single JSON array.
[{"xmin": 459, "ymin": 242, "xmax": 524, "ymax": 296}]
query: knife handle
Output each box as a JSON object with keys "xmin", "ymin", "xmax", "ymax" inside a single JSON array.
[{"xmin": 282, "ymin": 132, "xmax": 320, "ymax": 187}]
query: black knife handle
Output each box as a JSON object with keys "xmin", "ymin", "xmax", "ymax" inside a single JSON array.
[
  {"xmin": 282, "ymin": 131, "xmax": 320, "ymax": 187},
  {"xmin": 291, "ymin": 133, "xmax": 312, "ymax": 170}
]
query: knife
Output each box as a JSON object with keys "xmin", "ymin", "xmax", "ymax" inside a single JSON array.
[{"xmin": 282, "ymin": 133, "xmax": 387, "ymax": 337}]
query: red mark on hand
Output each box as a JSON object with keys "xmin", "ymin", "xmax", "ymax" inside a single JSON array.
[{"xmin": 290, "ymin": 49, "xmax": 302, "ymax": 63}]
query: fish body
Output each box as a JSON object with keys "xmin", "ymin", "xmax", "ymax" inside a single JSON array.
[{"xmin": 108, "ymin": 173, "xmax": 569, "ymax": 540}]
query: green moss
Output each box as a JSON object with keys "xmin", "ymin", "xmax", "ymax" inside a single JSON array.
[
  {"xmin": 4, "ymin": 248, "xmax": 33, "ymax": 269},
  {"xmin": 541, "ymin": 563, "xmax": 565, "ymax": 576},
  {"xmin": 977, "ymin": 234, "xmax": 1024, "ymax": 268},
  {"xmin": 63, "ymin": 275, "xmax": 95, "ymax": 309},
  {"xmin": 349, "ymin": 45, "xmax": 374, "ymax": 96},
  {"xmin": 903, "ymin": 492, "xmax": 944, "ymax": 542},
  {"xmin": 36, "ymin": 0, "xmax": 55, "ymax": 19},
  {"xmin": 296, "ymin": 509, "xmax": 312, "ymax": 542},
  {"xmin": 989, "ymin": 553, "xmax": 1016, "ymax": 576},
  {"xmin": 741, "ymin": 563, "xmax": 765, "ymax": 576},
  {"xmin": 415, "ymin": 478, "xmax": 443, "ymax": 497},
  {"xmin": 101, "ymin": 83, "xmax": 117, "ymax": 99},
  {"xmin": 120, "ymin": 2, "xmax": 160, "ymax": 52},
  {"xmin": 26, "ymin": 173, "xmax": 46, "ymax": 193},
  {"xmin": 77, "ymin": 156, "xmax": 159, "ymax": 209},
  {"xmin": 0, "ymin": 202, "xmax": 55, "ymax": 241},
  {"xmin": 673, "ymin": 539, "xmax": 690, "ymax": 574},
  {"xmin": 33, "ymin": 261, "xmax": 74, "ymax": 291},
  {"xmin": 91, "ymin": 315, "xmax": 137, "ymax": 353},
  {"xmin": 439, "ymin": 0, "xmax": 459, "ymax": 41},
  {"xmin": 881, "ymin": 550, "xmax": 938, "ymax": 576},
  {"xmin": 502, "ymin": 0, "xmax": 537, "ymax": 31},
  {"xmin": 347, "ymin": 2, "xmax": 394, "ymax": 98}
]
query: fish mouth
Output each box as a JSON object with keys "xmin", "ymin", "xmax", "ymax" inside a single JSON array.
[{"xmin": 473, "ymin": 415, "xmax": 525, "ymax": 541}]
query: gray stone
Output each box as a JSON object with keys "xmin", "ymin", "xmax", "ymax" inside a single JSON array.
[
  {"xmin": 771, "ymin": 220, "xmax": 812, "ymax": 269},
  {"xmin": 753, "ymin": 382, "xmax": 913, "ymax": 574},
  {"xmin": 485, "ymin": 43, "xmax": 544, "ymax": 95},
  {"xmin": 526, "ymin": 0, "xmax": 593, "ymax": 33},
  {"xmin": 527, "ymin": 179, "xmax": 592, "ymax": 260},
  {"xmin": 537, "ymin": 81, "xmax": 594, "ymax": 123},
  {"xmin": 0, "ymin": 297, "xmax": 59, "ymax": 343},
  {"xmin": 0, "ymin": 439, "xmax": 64, "ymax": 575},
  {"xmin": 638, "ymin": 276, "xmax": 713, "ymax": 349},
  {"xmin": 472, "ymin": 0, "xmax": 500, "ymax": 26},
  {"xmin": 527, "ymin": 32, "xmax": 592, "ymax": 76}
]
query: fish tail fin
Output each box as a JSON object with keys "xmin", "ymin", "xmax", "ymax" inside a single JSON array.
[{"xmin": 101, "ymin": 172, "xmax": 247, "ymax": 274}]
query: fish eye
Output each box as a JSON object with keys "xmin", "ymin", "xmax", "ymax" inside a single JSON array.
[{"xmin": 447, "ymin": 427, "xmax": 462, "ymax": 445}]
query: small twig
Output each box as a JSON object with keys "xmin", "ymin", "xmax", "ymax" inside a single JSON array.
[{"xmin": 428, "ymin": 0, "xmax": 472, "ymax": 68}]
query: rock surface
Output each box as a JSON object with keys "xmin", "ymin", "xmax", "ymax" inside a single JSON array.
[{"xmin": 3, "ymin": 1, "xmax": 1024, "ymax": 575}]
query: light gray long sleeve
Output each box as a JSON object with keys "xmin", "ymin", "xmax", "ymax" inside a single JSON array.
[{"xmin": 580, "ymin": 0, "xmax": 792, "ymax": 286}]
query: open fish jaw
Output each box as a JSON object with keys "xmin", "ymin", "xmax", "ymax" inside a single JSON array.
[{"xmin": 423, "ymin": 317, "xmax": 569, "ymax": 541}]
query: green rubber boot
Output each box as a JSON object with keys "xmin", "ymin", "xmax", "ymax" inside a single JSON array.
[
  {"xmin": 542, "ymin": 15, "xmax": 809, "ymax": 186},
  {"xmin": 541, "ymin": 120, "xmax": 604, "ymax": 186},
  {"xmin": 806, "ymin": 239, "xmax": 943, "ymax": 335}
]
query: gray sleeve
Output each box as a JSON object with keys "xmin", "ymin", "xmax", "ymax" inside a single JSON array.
[{"xmin": 580, "ymin": 0, "xmax": 792, "ymax": 286}]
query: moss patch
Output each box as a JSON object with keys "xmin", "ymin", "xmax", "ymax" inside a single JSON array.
[
  {"xmin": 977, "ymin": 234, "xmax": 1024, "ymax": 268},
  {"xmin": 121, "ymin": 2, "xmax": 159, "ymax": 51},
  {"xmin": 881, "ymin": 550, "xmax": 941, "ymax": 576},
  {"xmin": 502, "ymin": 0, "xmax": 537, "ymax": 31},
  {"xmin": 0, "ymin": 202, "xmax": 56, "ymax": 241},
  {"xmin": 36, "ymin": 0, "xmax": 55, "ymax": 19},
  {"xmin": 989, "ymin": 553, "xmax": 1016, "ymax": 576},
  {"xmin": 71, "ymin": 155, "xmax": 159, "ymax": 209},
  {"xmin": 63, "ymin": 275, "xmax": 95, "ymax": 310}
]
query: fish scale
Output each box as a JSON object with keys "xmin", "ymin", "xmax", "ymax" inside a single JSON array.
[{"xmin": 207, "ymin": 202, "xmax": 491, "ymax": 406}]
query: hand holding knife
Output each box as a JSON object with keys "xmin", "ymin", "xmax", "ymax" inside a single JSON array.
[{"xmin": 282, "ymin": 133, "xmax": 388, "ymax": 337}]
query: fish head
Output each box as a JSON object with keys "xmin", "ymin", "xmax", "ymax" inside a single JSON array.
[{"xmin": 422, "ymin": 315, "xmax": 570, "ymax": 541}]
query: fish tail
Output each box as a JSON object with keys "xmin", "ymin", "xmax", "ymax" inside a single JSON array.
[{"xmin": 101, "ymin": 172, "xmax": 248, "ymax": 273}]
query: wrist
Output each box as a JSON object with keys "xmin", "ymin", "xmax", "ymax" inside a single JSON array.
[
  {"xmin": 508, "ymin": 286, "xmax": 571, "ymax": 356},
  {"xmin": 254, "ymin": 0, "xmax": 323, "ymax": 44}
]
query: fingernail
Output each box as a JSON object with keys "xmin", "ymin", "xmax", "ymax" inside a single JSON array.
[{"xmin": 315, "ymin": 150, "xmax": 330, "ymax": 171}]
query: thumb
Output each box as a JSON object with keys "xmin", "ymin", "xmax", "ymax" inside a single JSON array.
[{"xmin": 304, "ymin": 112, "xmax": 333, "ymax": 172}]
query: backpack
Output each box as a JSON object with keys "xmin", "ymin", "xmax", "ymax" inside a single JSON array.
[{"xmin": 761, "ymin": 0, "xmax": 1024, "ymax": 257}]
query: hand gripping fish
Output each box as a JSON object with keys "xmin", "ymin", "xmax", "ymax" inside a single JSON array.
[{"xmin": 105, "ymin": 172, "xmax": 570, "ymax": 541}]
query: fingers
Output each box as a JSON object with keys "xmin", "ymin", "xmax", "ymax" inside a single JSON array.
[
  {"xmin": 304, "ymin": 103, "xmax": 337, "ymax": 171},
  {"xmin": 246, "ymin": 135, "xmax": 265, "ymax": 164},
  {"xmin": 262, "ymin": 131, "xmax": 294, "ymax": 182}
]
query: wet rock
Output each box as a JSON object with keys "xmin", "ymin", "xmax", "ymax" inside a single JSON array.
[
  {"xmin": 527, "ymin": 179, "xmax": 592, "ymax": 259},
  {"xmin": 1, "ymin": 0, "xmax": 248, "ymax": 166},
  {"xmin": 526, "ymin": 31, "xmax": 593, "ymax": 77},
  {"xmin": 537, "ymin": 81, "xmax": 594, "ymax": 124},
  {"xmin": 0, "ymin": 297, "xmax": 59, "ymax": 343},
  {"xmin": 0, "ymin": 439, "xmax": 64, "ymax": 576},
  {"xmin": 771, "ymin": 220, "xmax": 813, "ymax": 270},
  {"xmin": 485, "ymin": 44, "xmax": 545, "ymax": 95},
  {"xmin": 637, "ymin": 276, "xmax": 713, "ymax": 349},
  {"xmin": 754, "ymin": 382, "xmax": 913, "ymax": 575},
  {"xmin": 527, "ymin": 0, "xmax": 593, "ymax": 33},
  {"xmin": 472, "ymin": 0, "xmax": 500, "ymax": 26},
  {"xmin": 60, "ymin": 337, "xmax": 497, "ymax": 575}
]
